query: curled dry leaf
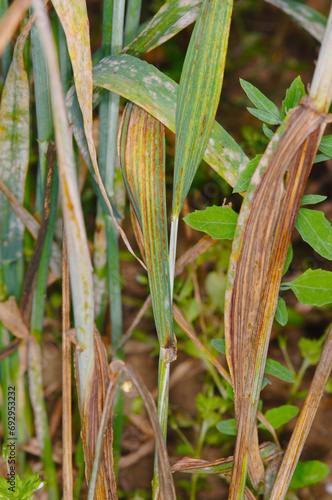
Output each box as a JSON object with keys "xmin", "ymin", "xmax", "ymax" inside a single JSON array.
[
  {"xmin": 225, "ymin": 96, "xmax": 332, "ymax": 498},
  {"xmin": 0, "ymin": 297, "xmax": 29, "ymax": 339}
]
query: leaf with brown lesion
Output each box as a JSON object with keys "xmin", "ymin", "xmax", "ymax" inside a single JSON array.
[{"xmin": 224, "ymin": 96, "xmax": 331, "ymax": 498}]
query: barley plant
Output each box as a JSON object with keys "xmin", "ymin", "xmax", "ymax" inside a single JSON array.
[{"xmin": 0, "ymin": 0, "xmax": 332, "ymax": 499}]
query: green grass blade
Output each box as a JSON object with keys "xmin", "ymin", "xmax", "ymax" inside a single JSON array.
[
  {"xmin": 124, "ymin": 0, "xmax": 142, "ymax": 46},
  {"xmin": 265, "ymin": 0, "xmax": 326, "ymax": 43},
  {"xmin": 30, "ymin": 11, "xmax": 53, "ymax": 212},
  {"xmin": 123, "ymin": 0, "xmax": 202, "ymax": 56},
  {"xmin": 172, "ymin": 0, "xmax": 233, "ymax": 219},
  {"xmin": 118, "ymin": 103, "xmax": 175, "ymax": 351},
  {"xmin": 90, "ymin": 54, "xmax": 247, "ymax": 187}
]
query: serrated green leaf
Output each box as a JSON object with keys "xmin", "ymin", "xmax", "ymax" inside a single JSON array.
[
  {"xmin": 274, "ymin": 297, "xmax": 288, "ymax": 326},
  {"xmin": 289, "ymin": 460, "xmax": 329, "ymax": 490},
  {"xmin": 216, "ymin": 418, "xmax": 237, "ymax": 436},
  {"xmin": 118, "ymin": 103, "xmax": 174, "ymax": 350},
  {"xmin": 265, "ymin": 358, "xmax": 294, "ymax": 382},
  {"xmin": 259, "ymin": 405, "xmax": 299, "ymax": 430},
  {"xmin": 298, "ymin": 337, "xmax": 322, "ymax": 365},
  {"xmin": 183, "ymin": 206, "xmax": 238, "ymax": 240},
  {"xmin": 301, "ymin": 194, "xmax": 327, "ymax": 205},
  {"xmin": 287, "ymin": 269, "xmax": 332, "ymax": 306},
  {"xmin": 247, "ymin": 107, "xmax": 281, "ymax": 125},
  {"xmin": 86, "ymin": 54, "xmax": 249, "ymax": 191},
  {"xmin": 265, "ymin": 0, "xmax": 326, "ymax": 43},
  {"xmin": 233, "ymin": 154, "xmax": 262, "ymax": 193},
  {"xmin": 211, "ymin": 338, "xmax": 226, "ymax": 354},
  {"xmin": 0, "ymin": 19, "xmax": 30, "ymax": 263},
  {"xmin": 295, "ymin": 208, "xmax": 332, "ymax": 260},
  {"xmin": 124, "ymin": 0, "xmax": 202, "ymax": 57},
  {"xmin": 281, "ymin": 76, "xmax": 306, "ymax": 119},
  {"xmin": 172, "ymin": 0, "xmax": 233, "ymax": 218},
  {"xmin": 240, "ymin": 79, "xmax": 281, "ymax": 123},
  {"xmin": 319, "ymin": 134, "xmax": 332, "ymax": 156}
]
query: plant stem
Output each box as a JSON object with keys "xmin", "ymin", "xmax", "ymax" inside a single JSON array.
[{"xmin": 152, "ymin": 347, "xmax": 171, "ymax": 499}]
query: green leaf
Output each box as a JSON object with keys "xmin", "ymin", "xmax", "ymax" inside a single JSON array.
[
  {"xmin": 261, "ymin": 376, "xmax": 272, "ymax": 390},
  {"xmin": 216, "ymin": 418, "xmax": 237, "ymax": 436},
  {"xmin": 183, "ymin": 206, "xmax": 238, "ymax": 240},
  {"xmin": 301, "ymin": 194, "xmax": 327, "ymax": 206},
  {"xmin": 319, "ymin": 134, "xmax": 332, "ymax": 156},
  {"xmin": 314, "ymin": 153, "xmax": 332, "ymax": 164},
  {"xmin": 88, "ymin": 54, "xmax": 249, "ymax": 190},
  {"xmin": 265, "ymin": 358, "xmax": 294, "ymax": 382},
  {"xmin": 281, "ymin": 76, "xmax": 306, "ymax": 119},
  {"xmin": 233, "ymin": 154, "xmax": 262, "ymax": 193},
  {"xmin": 286, "ymin": 269, "xmax": 332, "ymax": 306},
  {"xmin": 211, "ymin": 338, "xmax": 226, "ymax": 355},
  {"xmin": 265, "ymin": 0, "xmax": 326, "ymax": 43},
  {"xmin": 118, "ymin": 103, "xmax": 174, "ymax": 349},
  {"xmin": 263, "ymin": 123, "xmax": 274, "ymax": 140},
  {"xmin": 283, "ymin": 243, "xmax": 293, "ymax": 276},
  {"xmin": 274, "ymin": 297, "xmax": 288, "ymax": 326},
  {"xmin": 247, "ymin": 107, "xmax": 281, "ymax": 125},
  {"xmin": 295, "ymin": 208, "xmax": 332, "ymax": 260},
  {"xmin": 240, "ymin": 79, "xmax": 281, "ymax": 124},
  {"xmin": 172, "ymin": 0, "xmax": 233, "ymax": 218},
  {"xmin": 289, "ymin": 460, "xmax": 329, "ymax": 490},
  {"xmin": 124, "ymin": 0, "xmax": 202, "ymax": 57},
  {"xmin": 259, "ymin": 405, "xmax": 299, "ymax": 430},
  {"xmin": 298, "ymin": 338, "xmax": 322, "ymax": 365}
]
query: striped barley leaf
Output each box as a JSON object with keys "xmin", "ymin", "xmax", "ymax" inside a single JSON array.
[
  {"xmin": 0, "ymin": 18, "xmax": 32, "ymax": 265},
  {"xmin": 69, "ymin": 54, "xmax": 246, "ymax": 192},
  {"xmin": 123, "ymin": 0, "xmax": 202, "ymax": 57},
  {"xmin": 172, "ymin": 0, "xmax": 233, "ymax": 219},
  {"xmin": 118, "ymin": 103, "xmax": 175, "ymax": 352}
]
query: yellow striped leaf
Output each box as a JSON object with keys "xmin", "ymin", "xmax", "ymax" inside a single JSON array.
[{"xmin": 118, "ymin": 103, "xmax": 175, "ymax": 352}]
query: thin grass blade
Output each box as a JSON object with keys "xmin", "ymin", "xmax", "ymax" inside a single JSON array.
[
  {"xmin": 172, "ymin": 0, "xmax": 233, "ymax": 219},
  {"xmin": 123, "ymin": 0, "xmax": 202, "ymax": 56}
]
